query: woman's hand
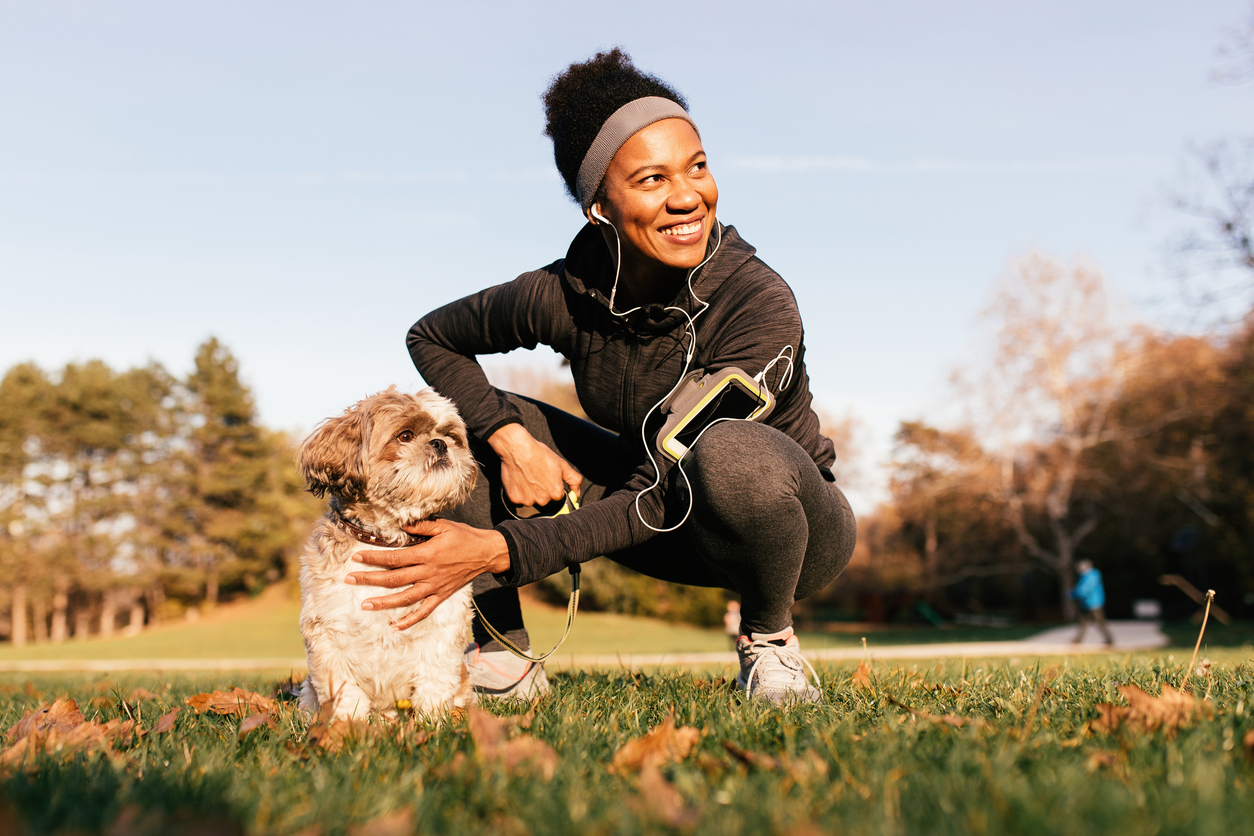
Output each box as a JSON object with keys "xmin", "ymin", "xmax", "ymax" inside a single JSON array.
[
  {"xmin": 489, "ymin": 423, "xmax": 582, "ymax": 507},
  {"xmin": 345, "ymin": 519, "xmax": 510, "ymax": 630}
]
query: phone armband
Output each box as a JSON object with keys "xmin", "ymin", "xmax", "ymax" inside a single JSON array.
[{"xmin": 656, "ymin": 367, "xmax": 774, "ymax": 462}]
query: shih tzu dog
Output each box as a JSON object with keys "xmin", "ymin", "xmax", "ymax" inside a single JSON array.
[{"xmin": 295, "ymin": 387, "xmax": 478, "ymax": 720}]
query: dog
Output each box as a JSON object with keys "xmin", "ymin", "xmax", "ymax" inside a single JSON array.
[{"xmin": 295, "ymin": 387, "xmax": 478, "ymax": 720}]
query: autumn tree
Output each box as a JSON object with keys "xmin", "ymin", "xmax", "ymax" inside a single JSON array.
[{"xmin": 966, "ymin": 254, "xmax": 1158, "ymax": 617}]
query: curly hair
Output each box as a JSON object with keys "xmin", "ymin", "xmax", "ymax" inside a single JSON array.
[{"xmin": 542, "ymin": 48, "xmax": 688, "ymax": 204}]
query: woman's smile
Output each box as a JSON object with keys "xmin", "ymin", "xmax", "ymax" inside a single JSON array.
[{"xmin": 591, "ymin": 118, "xmax": 719, "ymax": 298}]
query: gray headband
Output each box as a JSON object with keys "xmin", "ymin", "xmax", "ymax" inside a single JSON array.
[{"xmin": 576, "ymin": 96, "xmax": 698, "ymax": 211}]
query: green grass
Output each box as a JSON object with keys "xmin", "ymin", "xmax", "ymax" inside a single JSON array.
[
  {"xmin": 0, "ymin": 587, "xmax": 1060, "ymax": 664},
  {"xmin": 1, "ymin": 651, "xmax": 1253, "ymax": 835}
]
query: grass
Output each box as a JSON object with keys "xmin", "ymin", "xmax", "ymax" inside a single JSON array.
[
  {"xmin": 1, "ymin": 648, "xmax": 1252, "ymax": 835},
  {"xmin": 0, "ymin": 584, "xmax": 1061, "ymax": 664}
]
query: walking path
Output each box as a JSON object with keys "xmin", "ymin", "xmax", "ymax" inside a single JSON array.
[{"xmin": 0, "ymin": 621, "xmax": 1170, "ymax": 673}]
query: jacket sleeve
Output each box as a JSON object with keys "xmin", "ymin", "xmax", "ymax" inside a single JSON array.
[
  {"xmin": 406, "ymin": 263, "xmax": 566, "ymax": 442},
  {"xmin": 493, "ymin": 262, "xmax": 824, "ymax": 587}
]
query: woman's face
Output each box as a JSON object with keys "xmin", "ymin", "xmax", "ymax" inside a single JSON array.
[{"xmin": 590, "ymin": 118, "xmax": 719, "ymax": 278}]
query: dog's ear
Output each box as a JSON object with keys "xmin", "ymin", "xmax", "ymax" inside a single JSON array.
[{"xmin": 296, "ymin": 407, "xmax": 371, "ymax": 500}]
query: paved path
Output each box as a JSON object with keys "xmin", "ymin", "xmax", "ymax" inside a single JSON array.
[{"xmin": 0, "ymin": 621, "xmax": 1170, "ymax": 673}]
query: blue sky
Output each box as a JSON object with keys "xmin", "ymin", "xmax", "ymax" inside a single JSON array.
[{"xmin": 2, "ymin": 1, "xmax": 1251, "ymax": 510}]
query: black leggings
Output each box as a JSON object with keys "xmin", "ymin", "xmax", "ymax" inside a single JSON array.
[{"xmin": 444, "ymin": 393, "xmax": 857, "ymax": 646}]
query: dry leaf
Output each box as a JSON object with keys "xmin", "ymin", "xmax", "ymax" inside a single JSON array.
[
  {"xmin": 1091, "ymin": 683, "xmax": 1211, "ymax": 738},
  {"xmin": 306, "ymin": 705, "xmax": 376, "ymax": 754},
  {"xmin": 0, "ymin": 721, "xmax": 120, "ymax": 767},
  {"xmin": 153, "ymin": 708, "xmax": 180, "ymax": 735},
  {"xmin": 609, "ymin": 710, "xmax": 700, "ymax": 774},
  {"xmin": 851, "ymin": 661, "xmax": 873, "ymax": 690},
  {"xmin": 6, "ymin": 698, "xmax": 85, "ymax": 744},
  {"xmin": 185, "ymin": 688, "xmax": 276, "ymax": 717},
  {"xmin": 1243, "ymin": 729, "xmax": 1254, "ymax": 762},
  {"xmin": 238, "ymin": 712, "xmax": 276, "ymax": 739},
  {"xmin": 723, "ymin": 740, "xmax": 782, "ymax": 771},
  {"xmin": 347, "ymin": 807, "xmax": 414, "ymax": 836},
  {"xmin": 722, "ymin": 741, "xmax": 827, "ymax": 790},
  {"xmin": 885, "ymin": 693, "xmax": 986, "ymax": 730},
  {"xmin": 467, "ymin": 706, "xmax": 558, "ymax": 780},
  {"xmin": 127, "ymin": 688, "xmax": 157, "ymax": 702},
  {"xmin": 635, "ymin": 766, "xmax": 700, "ymax": 831},
  {"xmin": 1085, "ymin": 751, "xmax": 1121, "ymax": 772}
]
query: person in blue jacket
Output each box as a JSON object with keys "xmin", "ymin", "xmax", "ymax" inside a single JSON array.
[{"xmin": 1071, "ymin": 560, "xmax": 1113, "ymax": 645}]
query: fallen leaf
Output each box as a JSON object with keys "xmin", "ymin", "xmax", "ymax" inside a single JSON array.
[
  {"xmin": 851, "ymin": 661, "xmax": 873, "ymax": 690},
  {"xmin": 635, "ymin": 766, "xmax": 700, "ymax": 831},
  {"xmin": 6, "ymin": 698, "xmax": 85, "ymax": 744},
  {"xmin": 467, "ymin": 706, "xmax": 558, "ymax": 780},
  {"xmin": 722, "ymin": 740, "xmax": 782, "ymax": 771},
  {"xmin": 0, "ymin": 720, "xmax": 120, "ymax": 768},
  {"xmin": 1086, "ymin": 751, "xmax": 1121, "ymax": 772},
  {"xmin": 1243, "ymin": 729, "xmax": 1254, "ymax": 762},
  {"xmin": 609, "ymin": 710, "xmax": 700, "ymax": 774},
  {"xmin": 885, "ymin": 693, "xmax": 987, "ymax": 730},
  {"xmin": 306, "ymin": 704, "xmax": 376, "ymax": 754},
  {"xmin": 127, "ymin": 688, "xmax": 157, "ymax": 702},
  {"xmin": 721, "ymin": 741, "xmax": 828, "ymax": 790},
  {"xmin": 1091, "ymin": 683, "xmax": 1211, "ymax": 738},
  {"xmin": 238, "ymin": 712, "xmax": 276, "ymax": 739},
  {"xmin": 185, "ymin": 688, "xmax": 276, "ymax": 717},
  {"xmin": 153, "ymin": 708, "xmax": 180, "ymax": 735},
  {"xmin": 347, "ymin": 808, "xmax": 414, "ymax": 836}
]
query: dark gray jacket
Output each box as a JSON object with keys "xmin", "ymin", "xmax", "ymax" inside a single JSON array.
[{"xmin": 407, "ymin": 222, "xmax": 834, "ymax": 585}]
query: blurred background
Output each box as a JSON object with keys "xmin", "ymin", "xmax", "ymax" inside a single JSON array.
[{"xmin": 2, "ymin": 1, "xmax": 1252, "ymax": 642}]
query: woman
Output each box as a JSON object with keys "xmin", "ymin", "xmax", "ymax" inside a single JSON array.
[{"xmin": 346, "ymin": 50, "xmax": 857, "ymax": 705}]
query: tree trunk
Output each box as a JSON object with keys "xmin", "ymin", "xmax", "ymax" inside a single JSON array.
[
  {"xmin": 74, "ymin": 608, "xmax": 91, "ymax": 641},
  {"xmin": 924, "ymin": 515, "xmax": 939, "ymax": 594},
  {"xmin": 1057, "ymin": 538, "xmax": 1076, "ymax": 621},
  {"xmin": 31, "ymin": 597, "xmax": 48, "ymax": 643},
  {"xmin": 10, "ymin": 583, "xmax": 27, "ymax": 647},
  {"xmin": 205, "ymin": 573, "xmax": 219, "ymax": 608},
  {"xmin": 50, "ymin": 578, "xmax": 69, "ymax": 643},
  {"xmin": 124, "ymin": 588, "xmax": 144, "ymax": 636},
  {"xmin": 146, "ymin": 582, "xmax": 165, "ymax": 627},
  {"xmin": 99, "ymin": 589, "xmax": 116, "ymax": 638}
]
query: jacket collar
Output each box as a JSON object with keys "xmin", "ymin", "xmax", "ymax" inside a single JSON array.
[{"xmin": 560, "ymin": 221, "xmax": 756, "ymax": 335}]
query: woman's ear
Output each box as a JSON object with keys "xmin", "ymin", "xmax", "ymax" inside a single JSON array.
[{"xmin": 296, "ymin": 407, "xmax": 370, "ymax": 500}]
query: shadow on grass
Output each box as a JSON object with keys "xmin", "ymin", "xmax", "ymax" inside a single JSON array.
[{"xmin": 1162, "ymin": 619, "xmax": 1254, "ymax": 648}]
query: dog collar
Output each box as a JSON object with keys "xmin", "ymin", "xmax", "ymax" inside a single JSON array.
[{"xmin": 330, "ymin": 512, "xmax": 427, "ymax": 549}]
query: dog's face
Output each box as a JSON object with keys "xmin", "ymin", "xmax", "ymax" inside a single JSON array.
[{"xmin": 297, "ymin": 387, "xmax": 477, "ymax": 523}]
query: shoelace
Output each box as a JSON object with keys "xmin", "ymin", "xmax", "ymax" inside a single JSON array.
[{"xmin": 742, "ymin": 638, "xmax": 822, "ymax": 694}]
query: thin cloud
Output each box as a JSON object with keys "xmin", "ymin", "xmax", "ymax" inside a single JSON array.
[{"xmin": 728, "ymin": 154, "xmax": 1170, "ymax": 175}]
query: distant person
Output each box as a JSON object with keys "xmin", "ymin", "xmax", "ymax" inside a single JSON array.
[
  {"xmin": 724, "ymin": 600, "xmax": 742, "ymax": 649},
  {"xmin": 346, "ymin": 49, "xmax": 857, "ymax": 705},
  {"xmin": 1071, "ymin": 560, "xmax": 1113, "ymax": 646}
]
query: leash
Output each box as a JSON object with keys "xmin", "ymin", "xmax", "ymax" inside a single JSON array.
[{"xmin": 473, "ymin": 488, "xmax": 581, "ymax": 663}]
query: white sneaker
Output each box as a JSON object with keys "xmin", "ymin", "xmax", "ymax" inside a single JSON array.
[
  {"xmin": 464, "ymin": 643, "xmax": 551, "ymax": 701},
  {"xmin": 734, "ymin": 628, "xmax": 822, "ymax": 705}
]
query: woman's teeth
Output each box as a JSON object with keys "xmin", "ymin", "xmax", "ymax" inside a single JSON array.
[{"xmin": 661, "ymin": 221, "xmax": 701, "ymax": 237}]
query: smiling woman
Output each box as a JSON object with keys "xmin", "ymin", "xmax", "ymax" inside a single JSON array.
[{"xmin": 348, "ymin": 49, "xmax": 858, "ymax": 706}]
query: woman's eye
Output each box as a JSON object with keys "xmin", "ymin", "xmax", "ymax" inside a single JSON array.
[{"xmin": 397, "ymin": 430, "xmax": 414, "ymax": 443}]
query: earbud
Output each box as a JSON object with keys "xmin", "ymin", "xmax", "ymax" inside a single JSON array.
[{"xmin": 591, "ymin": 204, "xmax": 610, "ymax": 225}]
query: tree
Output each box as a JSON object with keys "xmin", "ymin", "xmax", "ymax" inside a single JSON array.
[{"xmin": 970, "ymin": 254, "xmax": 1148, "ymax": 617}]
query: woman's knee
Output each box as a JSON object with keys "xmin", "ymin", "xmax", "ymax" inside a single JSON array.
[{"xmin": 682, "ymin": 422, "xmax": 808, "ymax": 521}]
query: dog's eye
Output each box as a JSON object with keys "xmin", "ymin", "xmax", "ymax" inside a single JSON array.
[{"xmin": 397, "ymin": 430, "xmax": 414, "ymax": 443}]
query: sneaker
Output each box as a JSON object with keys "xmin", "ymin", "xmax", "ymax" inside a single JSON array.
[
  {"xmin": 464, "ymin": 643, "xmax": 551, "ymax": 701},
  {"xmin": 734, "ymin": 628, "xmax": 822, "ymax": 705}
]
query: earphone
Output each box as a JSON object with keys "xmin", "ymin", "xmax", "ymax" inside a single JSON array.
[{"xmin": 586, "ymin": 201, "xmax": 795, "ymax": 532}]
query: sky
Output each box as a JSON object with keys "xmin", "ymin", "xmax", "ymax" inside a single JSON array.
[{"xmin": 2, "ymin": 1, "xmax": 1252, "ymax": 512}]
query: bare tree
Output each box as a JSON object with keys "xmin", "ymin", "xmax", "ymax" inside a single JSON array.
[
  {"xmin": 1172, "ymin": 5, "xmax": 1254, "ymax": 314},
  {"xmin": 971, "ymin": 254, "xmax": 1140, "ymax": 617}
]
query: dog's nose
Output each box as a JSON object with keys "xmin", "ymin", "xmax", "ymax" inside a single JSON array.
[{"xmin": 429, "ymin": 438, "xmax": 447, "ymax": 457}]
